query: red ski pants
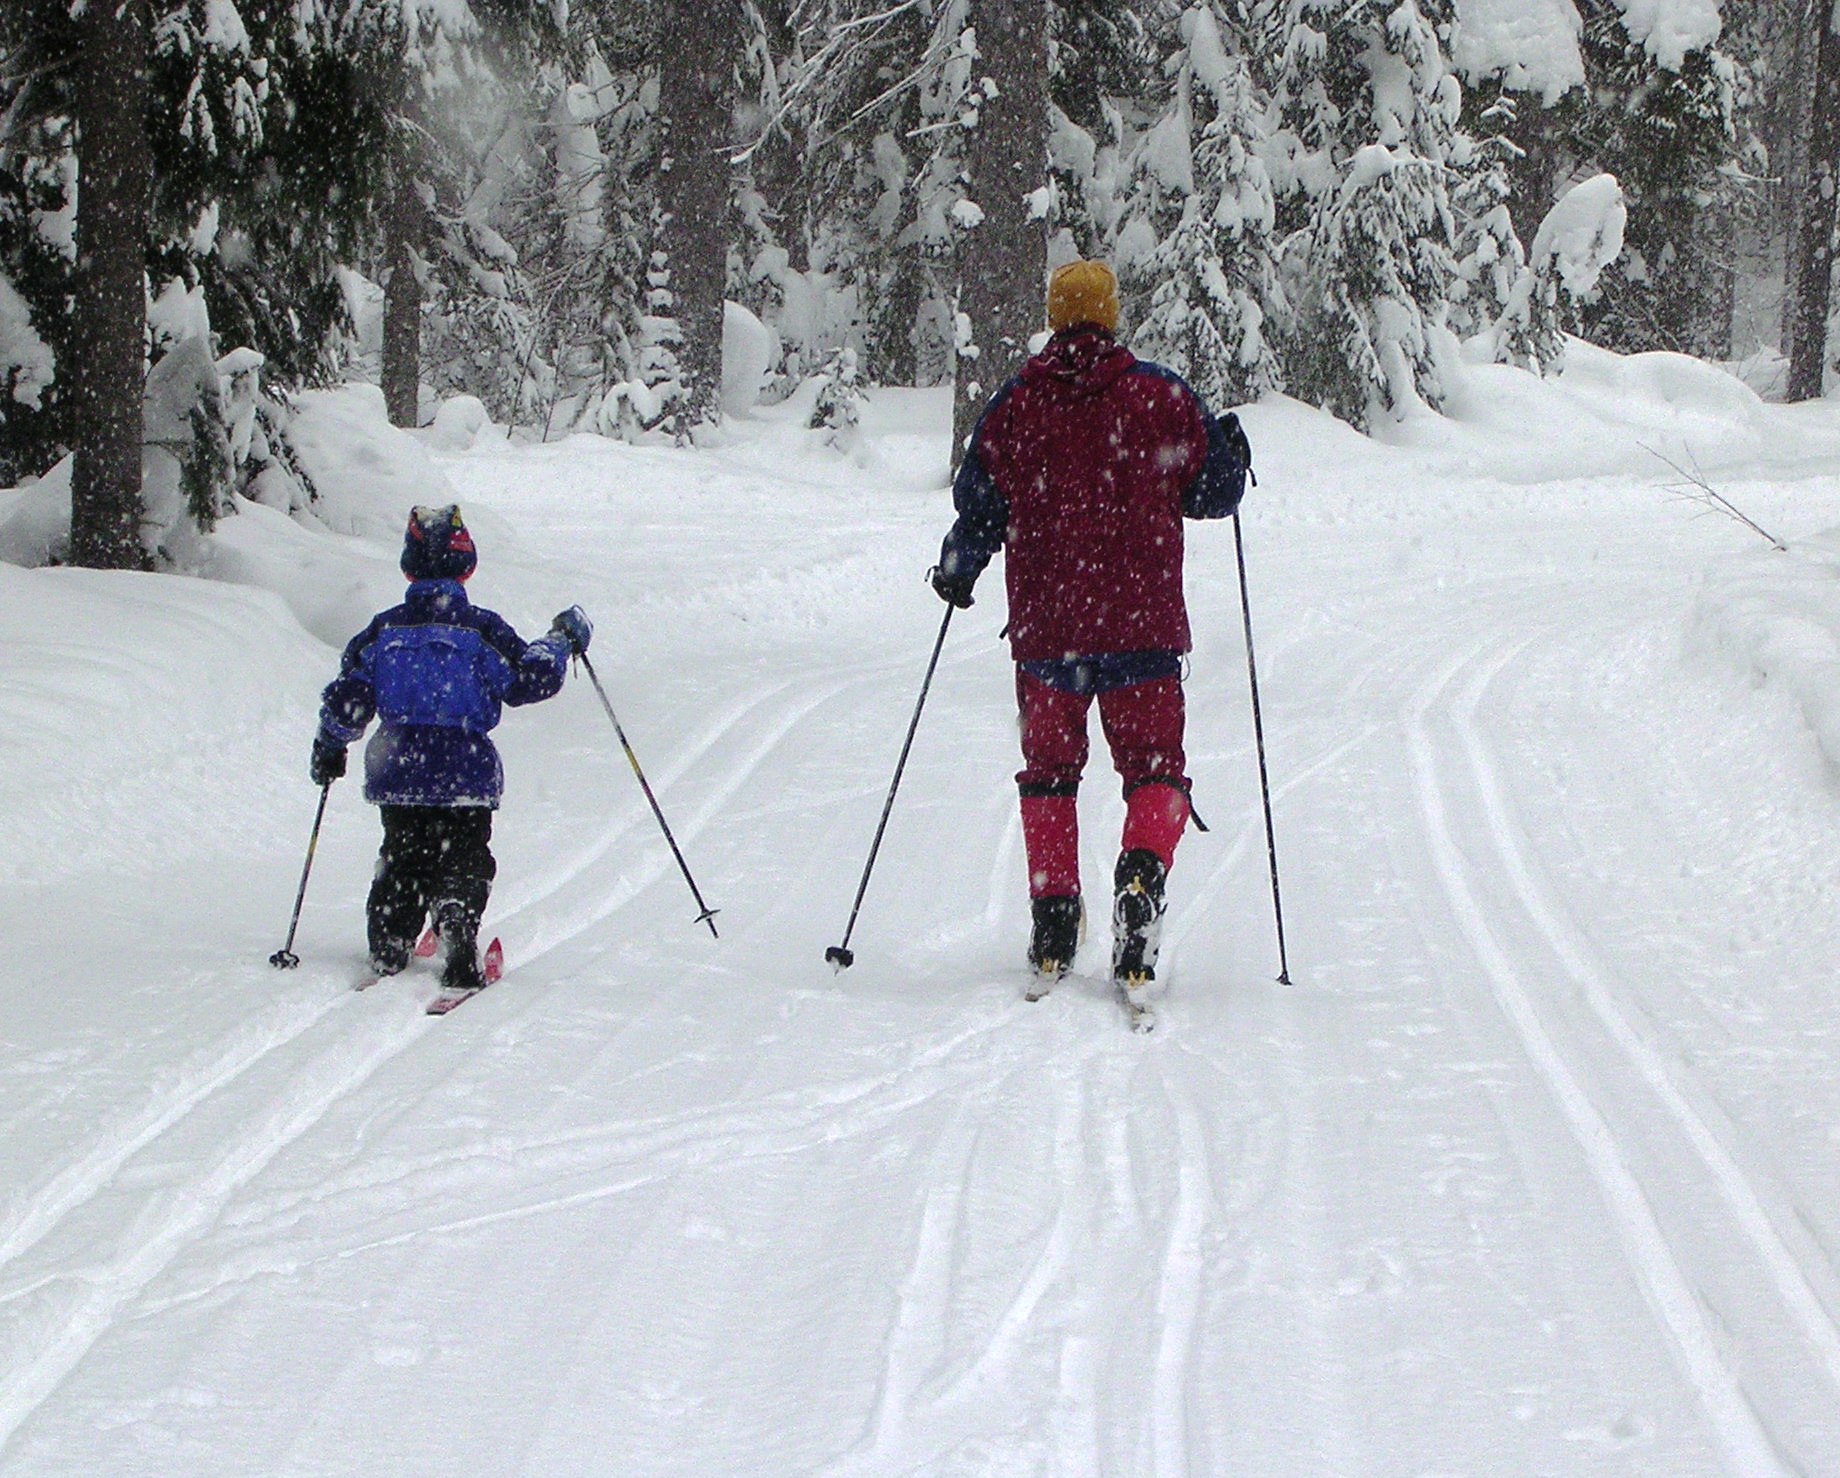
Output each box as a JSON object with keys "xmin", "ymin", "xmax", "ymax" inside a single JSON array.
[{"xmin": 1015, "ymin": 671, "xmax": 1189, "ymax": 899}]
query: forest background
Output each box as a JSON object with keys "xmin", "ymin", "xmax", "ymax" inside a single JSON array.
[{"xmin": 0, "ymin": 0, "xmax": 1836, "ymax": 572}]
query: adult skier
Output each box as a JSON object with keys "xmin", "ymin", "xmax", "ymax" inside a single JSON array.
[
  {"xmin": 930, "ymin": 259, "xmax": 1251, "ymax": 1010},
  {"xmin": 310, "ymin": 504, "xmax": 593, "ymax": 996}
]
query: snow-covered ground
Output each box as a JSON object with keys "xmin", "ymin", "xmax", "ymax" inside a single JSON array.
[{"xmin": 7, "ymin": 352, "xmax": 1840, "ymax": 1474}]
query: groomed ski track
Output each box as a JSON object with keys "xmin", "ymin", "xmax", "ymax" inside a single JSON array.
[{"xmin": 5, "ymin": 404, "xmax": 1840, "ymax": 1474}]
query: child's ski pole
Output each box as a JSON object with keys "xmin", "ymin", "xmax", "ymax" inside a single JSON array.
[
  {"xmin": 270, "ymin": 782, "xmax": 332, "ymax": 968},
  {"xmin": 577, "ymin": 651, "xmax": 719, "ymax": 938}
]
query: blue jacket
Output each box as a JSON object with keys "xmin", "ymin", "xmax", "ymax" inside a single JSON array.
[{"xmin": 317, "ymin": 580, "xmax": 571, "ymax": 808}]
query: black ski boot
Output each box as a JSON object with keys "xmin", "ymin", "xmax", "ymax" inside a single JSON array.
[
  {"xmin": 1026, "ymin": 895, "xmax": 1083, "ymax": 1001},
  {"xmin": 368, "ymin": 942, "xmax": 412, "ymax": 979},
  {"xmin": 1111, "ymin": 848, "xmax": 1167, "ymax": 1006},
  {"xmin": 434, "ymin": 898, "xmax": 487, "ymax": 994}
]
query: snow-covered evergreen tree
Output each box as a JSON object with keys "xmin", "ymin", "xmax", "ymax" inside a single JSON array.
[
  {"xmin": 0, "ymin": 0, "xmax": 278, "ymax": 564},
  {"xmin": 1291, "ymin": 143, "xmax": 1457, "ymax": 426},
  {"xmin": 1047, "ymin": 0, "xmax": 1148, "ymax": 261},
  {"xmin": 1572, "ymin": 0, "xmax": 1743, "ymax": 358},
  {"xmin": 1124, "ymin": 3, "xmax": 1280, "ymax": 407},
  {"xmin": 1263, "ymin": 0, "xmax": 1463, "ymax": 424},
  {"xmin": 1446, "ymin": 93, "xmax": 1528, "ymax": 346},
  {"xmin": 1495, "ymin": 170, "xmax": 1626, "ymax": 374}
]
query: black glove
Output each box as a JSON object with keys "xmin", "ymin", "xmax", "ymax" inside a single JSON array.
[
  {"xmin": 929, "ymin": 565, "xmax": 975, "ymax": 609},
  {"xmin": 1221, "ymin": 411, "xmax": 1255, "ymax": 486},
  {"xmin": 310, "ymin": 736, "xmax": 347, "ymax": 786},
  {"xmin": 551, "ymin": 605, "xmax": 592, "ymax": 655}
]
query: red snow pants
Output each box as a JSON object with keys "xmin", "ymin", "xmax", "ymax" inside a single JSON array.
[{"xmin": 1015, "ymin": 670, "xmax": 1189, "ymax": 899}]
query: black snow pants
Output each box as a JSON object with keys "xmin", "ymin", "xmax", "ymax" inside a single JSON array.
[{"xmin": 367, "ymin": 805, "xmax": 496, "ymax": 977}]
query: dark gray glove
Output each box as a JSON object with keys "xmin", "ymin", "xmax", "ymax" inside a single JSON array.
[
  {"xmin": 929, "ymin": 565, "xmax": 975, "ymax": 609},
  {"xmin": 310, "ymin": 736, "xmax": 347, "ymax": 786},
  {"xmin": 1221, "ymin": 411, "xmax": 1255, "ymax": 486},
  {"xmin": 551, "ymin": 605, "xmax": 593, "ymax": 654}
]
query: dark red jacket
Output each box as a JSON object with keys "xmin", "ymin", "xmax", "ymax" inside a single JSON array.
[{"xmin": 938, "ymin": 328, "xmax": 1246, "ymax": 664}]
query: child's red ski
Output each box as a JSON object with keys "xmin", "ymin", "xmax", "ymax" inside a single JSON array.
[{"xmin": 426, "ymin": 937, "xmax": 503, "ymax": 1015}]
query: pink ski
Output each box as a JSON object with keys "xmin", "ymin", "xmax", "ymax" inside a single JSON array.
[{"xmin": 426, "ymin": 937, "xmax": 503, "ymax": 1016}]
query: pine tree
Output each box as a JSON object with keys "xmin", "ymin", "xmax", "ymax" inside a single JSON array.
[
  {"xmin": 1126, "ymin": 3, "xmax": 1280, "ymax": 407},
  {"xmin": 0, "ymin": 0, "xmax": 274, "ymax": 566},
  {"xmin": 1047, "ymin": 0, "xmax": 1148, "ymax": 259},
  {"xmin": 69, "ymin": 0, "xmax": 156, "ymax": 568},
  {"xmin": 1263, "ymin": 0, "xmax": 1463, "ymax": 424},
  {"xmin": 1446, "ymin": 93, "xmax": 1528, "ymax": 346},
  {"xmin": 1572, "ymin": 1, "xmax": 1743, "ymax": 358},
  {"xmin": 1495, "ymin": 171, "xmax": 1627, "ymax": 375},
  {"xmin": 1788, "ymin": 0, "xmax": 1840, "ymax": 401},
  {"xmin": 952, "ymin": 0, "xmax": 1051, "ymax": 466},
  {"xmin": 652, "ymin": 0, "xmax": 744, "ymax": 441}
]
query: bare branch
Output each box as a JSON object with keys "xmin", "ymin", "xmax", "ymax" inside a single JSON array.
[{"xmin": 1643, "ymin": 442, "xmax": 1788, "ymax": 552}]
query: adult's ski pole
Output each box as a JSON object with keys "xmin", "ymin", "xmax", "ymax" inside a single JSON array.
[
  {"xmin": 827, "ymin": 604, "xmax": 955, "ymax": 970},
  {"xmin": 270, "ymin": 781, "xmax": 332, "ymax": 969},
  {"xmin": 576, "ymin": 650, "xmax": 719, "ymax": 938},
  {"xmin": 1233, "ymin": 510, "xmax": 1291, "ymax": 985}
]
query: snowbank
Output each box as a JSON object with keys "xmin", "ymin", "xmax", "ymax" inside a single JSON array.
[
  {"xmin": 1694, "ymin": 530, "xmax": 1840, "ymax": 778},
  {"xmin": 0, "ymin": 383, "xmax": 531, "ymax": 644},
  {"xmin": 1367, "ymin": 338, "xmax": 1840, "ymax": 489},
  {"xmin": 0, "ymin": 563, "xmax": 324, "ymax": 888}
]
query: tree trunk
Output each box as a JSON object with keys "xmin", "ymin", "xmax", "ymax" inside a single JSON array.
[
  {"xmin": 381, "ymin": 137, "xmax": 425, "ymax": 429},
  {"xmin": 951, "ymin": 0, "xmax": 1050, "ymax": 472},
  {"xmin": 655, "ymin": 1, "xmax": 740, "ymax": 441},
  {"xmin": 1788, "ymin": 1, "xmax": 1840, "ymax": 401},
  {"xmin": 69, "ymin": 0, "xmax": 152, "ymax": 570}
]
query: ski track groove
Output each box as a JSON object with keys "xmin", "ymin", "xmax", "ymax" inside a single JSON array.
[
  {"xmin": 1149, "ymin": 1062, "xmax": 1212, "ymax": 1478},
  {"xmin": 1406, "ymin": 631, "xmax": 1790, "ymax": 1478},
  {"xmin": 0, "ymin": 1010, "xmax": 427, "ymax": 1459},
  {"xmin": 216, "ymin": 1000, "xmax": 1025, "ymax": 1248},
  {"xmin": 931, "ymin": 1051, "xmax": 1092, "ymax": 1415},
  {"xmin": 0, "ymin": 993, "xmax": 343, "ymax": 1293},
  {"xmin": 1454, "ymin": 628, "xmax": 1840, "ymax": 1404},
  {"xmin": 824, "ymin": 1103, "xmax": 979, "ymax": 1476}
]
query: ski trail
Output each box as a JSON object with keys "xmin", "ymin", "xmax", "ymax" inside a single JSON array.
[
  {"xmin": 1157, "ymin": 721, "xmax": 1382, "ymax": 976},
  {"xmin": 0, "ymin": 1013, "xmax": 426, "ymax": 1459},
  {"xmin": 1454, "ymin": 637, "xmax": 1840, "ymax": 1402},
  {"xmin": 932, "ymin": 1050, "xmax": 1092, "ymax": 1412},
  {"xmin": 821, "ymin": 1104, "xmax": 979, "ymax": 1476},
  {"xmin": 1149, "ymin": 1064, "xmax": 1212, "ymax": 1478},
  {"xmin": 497, "ymin": 634, "xmax": 984, "ymax": 970},
  {"xmin": 487, "ymin": 673, "xmax": 804, "ymax": 920},
  {"xmin": 1406, "ymin": 637, "xmax": 1790, "ymax": 1478},
  {"xmin": 0, "ymin": 991, "xmax": 344, "ymax": 1291},
  {"xmin": 221, "ymin": 1004, "xmax": 1022, "ymax": 1244}
]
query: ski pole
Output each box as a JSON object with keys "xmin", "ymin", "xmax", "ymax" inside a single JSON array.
[
  {"xmin": 827, "ymin": 603, "xmax": 954, "ymax": 970},
  {"xmin": 270, "ymin": 781, "xmax": 332, "ymax": 969},
  {"xmin": 1233, "ymin": 510, "xmax": 1292, "ymax": 985},
  {"xmin": 576, "ymin": 650, "xmax": 719, "ymax": 938}
]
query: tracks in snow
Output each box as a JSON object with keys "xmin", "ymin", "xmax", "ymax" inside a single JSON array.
[
  {"xmin": 1406, "ymin": 621, "xmax": 1840, "ymax": 1474},
  {"xmin": 0, "ymin": 634, "xmax": 966, "ymax": 1460}
]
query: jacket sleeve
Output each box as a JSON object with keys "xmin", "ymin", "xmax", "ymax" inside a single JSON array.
[
  {"xmin": 1181, "ymin": 402, "xmax": 1249, "ymax": 521},
  {"xmin": 936, "ymin": 382, "xmax": 1017, "ymax": 587},
  {"xmin": 317, "ymin": 619, "xmax": 383, "ymax": 746},
  {"xmin": 475, "ymin": 610, "xmax": 571, "ymax": 708}
]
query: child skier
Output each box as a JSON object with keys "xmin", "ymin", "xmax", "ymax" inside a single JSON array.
[
  {"xmin": 930, "ymin": 259, "xmax": 1251, "ymax": 1014},
  {"xmin": 309, "ymin": 504, "xmax": 592, "ymax": 994}
]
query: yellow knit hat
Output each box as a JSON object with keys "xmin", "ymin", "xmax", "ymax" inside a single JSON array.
[{"xmin": 1046, "ymin": 259, "xmax": 1120, "ymax": 333}]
